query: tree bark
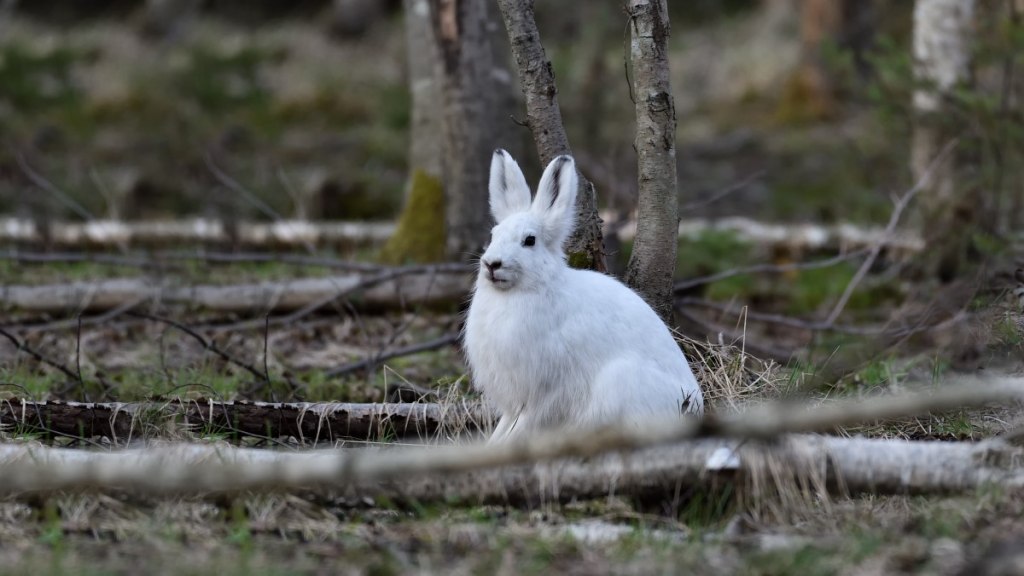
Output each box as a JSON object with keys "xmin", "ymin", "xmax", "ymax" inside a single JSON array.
[
  {"xmin": 430, "ymin": 0, "xmax": 509, "ymax": 260},
  {"xmin": 495, "ymin": 0, "xmax": 607, "ymax": 272},
  {"xmin": 911, "ymin": 0, "xmax": 976, "ymax": 281},
  {"xmin": 0, "ymin": 400, "xmax": 491, "ymax": 444},
  {"xmin": 404, "ymin": 0, "xmax": 445, "ymax": 183},
  {"xmin": 2, "ymin": 436, "xmax": 1023, "ymax": 501},
  {"xmin": 623, "ymin": 0, "xmax": 679, "ymax": 321}
]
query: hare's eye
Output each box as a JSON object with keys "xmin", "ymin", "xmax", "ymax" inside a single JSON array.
[
  {"xmin": 523, "ymin": 235, "xmax": 536, "ymax": 247},
  {"xmin": 486, "ymin": 232, "xmax": 493, "ymax": 247}
]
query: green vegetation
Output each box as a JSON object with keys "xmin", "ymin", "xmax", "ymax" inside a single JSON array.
[{"xmin": 378, "ymin": 170, "xmax": 446, "ymax": 264}]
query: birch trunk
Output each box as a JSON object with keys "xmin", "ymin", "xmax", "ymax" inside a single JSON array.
[
  {"xmin": 623, "ymin": 0, "xmax": 679, "ymax": 321},
  {"xmin": 495, "ymin": 0, "xmax": 606, "ymax": 272},
  {"xmin": 404, "ymin": 0, "xmax": 444, "ymax": 183},
  {"xmin": 911, "ymin": 0, "xmax": 976, "ymax": 280}
]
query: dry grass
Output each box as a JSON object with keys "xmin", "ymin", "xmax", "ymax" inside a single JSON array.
[{"xmin": 677, "ymin": 330, "xmax": 789, "ymax": 413}]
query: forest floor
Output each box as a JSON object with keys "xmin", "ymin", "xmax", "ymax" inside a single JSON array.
[{"xmin": 1, "ymin": 253, "xmax": 1023, "ymax": 576}]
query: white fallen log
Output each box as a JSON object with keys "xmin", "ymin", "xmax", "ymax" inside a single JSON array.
[
  {"xmin": 0, "ymin": 218, "xmax": 395, "ymax": 248},
  {"xmin": 1, "ymin": 216, "xmax": 926, "ymax": 254},
  {"xmin": 606, "ymin": 214, "xmax": 924, "ymax": 254},
  {"xmin": 2, "ymin": 376, "xmax": 1024, "ymax": 499},
  {"xmin": 0, "ymin": 269, "xmax": 473, "ymax": 313},
  {"xmin": 0, "ymin": 435, "xmax": 1021, "ymax": 502}
]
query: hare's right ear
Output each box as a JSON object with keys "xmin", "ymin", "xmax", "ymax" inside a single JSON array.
[
  {"xmin": 489, "ymin": 149, "xmax": 531, "ymax": 223},
  {"xmin": 531, "ymin": 155, "xmax": 577, "ymax": 249}
]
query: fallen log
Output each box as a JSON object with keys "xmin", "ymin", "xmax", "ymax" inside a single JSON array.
[
  {"xmin": 1, "ymin": 376, "xmax": 1023, "ymax": 498},
  {"xmin": 0, "ymin": 400, "xmax": 491, "ymax": 443},
  {"xmin": 1, "ymin": 216, "xmax": 927, "ymax": 254},
  {"xmin": 0, "ymin": 218, "xmax": 394, "ymax": 248},
  {"xmin": 0, "ymin": 435, "xmax": 1021, "ymax": 502},
  {"xmin": 0, "ymin": 268, "xmax": 473, "ymax": 313}
]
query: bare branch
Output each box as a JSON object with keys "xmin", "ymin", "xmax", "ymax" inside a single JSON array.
[
  {"xmin": 673, "ymin": 249, "xmax": 870, "ymax": 293},
  {"xmin": 0, "ymin": 327, "xmax": 80, "ymax": 381},
  {"xmin": 823, "ymin": 139, "xmax": 958, "ymax": 326},
  {"xmin": 325, "ymin": 332, "xmax": 461, "ymax": 377}
]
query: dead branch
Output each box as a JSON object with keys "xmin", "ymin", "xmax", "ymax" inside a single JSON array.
[
  {"xmin": 673, "ymin": 249, "xmax": 870, "ymax": 293},
  {"xmin": 325, "ymin": 332, "xmax": 461, "ymax": 377},
  {"xmin": 0, "ymin": 327, "xmax": 80, "ymax": 381},
  {"xmin": 677, "ymin": 297, "xmax": 963, "ymax": 337},
  {"xmin": 0, "ymin": 399, "xmax": 490, "ymax": 444},
  {"xmin": 823, "ymin": 140, "xmax": 958, "ymax": 326},
  {"xmin": 1, "ymin": 376, "xmax": 1022, "ymax": 496},
  {"xmin": 125, "ymin": 312, "xmax": 270, "ymax": 384},
  {"xmin": 1, "ymin": 268, "xmax": 473, "ymax": 314}
]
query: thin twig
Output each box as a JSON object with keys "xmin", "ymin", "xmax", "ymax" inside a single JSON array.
[
  {"xmin": 0, "ymin": 327, "xmax": 80, "ymax": 381},
  {"xmin": 678, "ymin": 297, "xmax": 963, "ymax": 338},
  {"xmin": 679, "ymin": 171, "xmax": 765, "ymax": 214},
  {"xmin": 823, "ymin": 140, "xmax": 958, "ymax": 326},
  {"xmin": 15, "ymin": 153, "xmax": 93, "ymax": 221},
  {"xmin": 125, "ymin": 312, "xmax": 269, "ymax": 383},
  {"xmin": 326, "ymin": 333, "xmax": 461, "ymax": 378},
  {"xmin": 75, "ymin": 315, "xmax": 87, "ymax": 402},
  {"xmin": 673, "ymin": 249, "xmax": 870, "ymax": 293}
]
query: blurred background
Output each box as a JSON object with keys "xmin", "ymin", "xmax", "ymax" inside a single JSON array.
[
  {"xmin": 0, "ymin": 0, "xmax": 1021, "ymax": 399},
  {"xmin": 2, "ymin": 1, "xmax": 1017, "ymax": 232}
]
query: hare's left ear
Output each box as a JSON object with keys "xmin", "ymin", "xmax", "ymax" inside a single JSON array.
[
  {"xmin": 489, "ymin": 149, "xmax": 531, "ymax": 223},
  {"xmin": 531, "ymin": 156, "xmax": 577, "ymax": 249}
]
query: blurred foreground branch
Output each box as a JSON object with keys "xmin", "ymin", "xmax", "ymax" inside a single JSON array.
[{"xmin": 1, "ymin": 376, "xmax": 1023, "ymax": 497}]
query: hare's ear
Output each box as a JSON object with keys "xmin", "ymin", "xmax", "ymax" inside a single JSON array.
[
  {"xmin": 532, "ymin": 155, "xmax": 577, "ymax": 249},
  {"xmin": 489, "ymin": 149, "xmax": 531, "ymax": 223}
]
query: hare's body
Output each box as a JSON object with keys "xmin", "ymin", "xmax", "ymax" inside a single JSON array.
[{"xmin": 465, "ymin": 150, "xmax": 703, "ymax": 442}]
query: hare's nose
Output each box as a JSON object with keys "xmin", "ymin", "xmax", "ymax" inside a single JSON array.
[{"xmin": 484, "ymin": 259, "xmax": 502, "ymax": 272}]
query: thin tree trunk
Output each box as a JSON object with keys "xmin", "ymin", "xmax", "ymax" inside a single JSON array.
[
  {"xmin": 495, "ymin": 0, "xmax": 607, "ymax": 272},
  {"xmin": 911, "ymin": 0, "xmax": 975, "ymax": 281},
  {"xmin": 623, "ymin": 0, "xmax": 679, "ymax": 321},
  {"xmin": 430, "ymin": 0, "xmax": 508, "ymax": 261},
  {"xmin": 404, "ymin": 0, "xmax": 444, "ymax": 183}
]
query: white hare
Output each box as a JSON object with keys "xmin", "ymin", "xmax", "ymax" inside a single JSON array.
[{"xmin": 465, "ymin": 150, "xmax": 704, "ymax": 442}]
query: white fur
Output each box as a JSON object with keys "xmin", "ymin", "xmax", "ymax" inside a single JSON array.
[{"xmin": 465, "ymin": 150, "xmax": 704, "ymax": 442}]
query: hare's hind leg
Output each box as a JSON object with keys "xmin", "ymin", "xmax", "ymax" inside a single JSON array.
[
  {"xmin": 587, "ymin": 359, "xmax": 685, "ymax": 428},
  {"xmin": 487, "ymin": 410, "xmax": 525, "ymax": 443}
]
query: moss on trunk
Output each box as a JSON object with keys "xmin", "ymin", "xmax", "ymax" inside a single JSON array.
[{"xmin": 378, "ymin": 170, "xmax": 446, "ymax": 264}]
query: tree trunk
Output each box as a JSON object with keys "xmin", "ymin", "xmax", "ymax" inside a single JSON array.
[
  {"xmin": 404, "ymin": 0, "xmax": 444, "ymax": 183},
  {"xmin": 623, "ymin": 0, "xmax": 679, "ymax": 321},
  {"xmin": 495, "ymin": 0, "xmax": 606, "ymax": 272},
  {"xmin": 911, "ymin": 0, "xmax": 975, "ymax": 281},
  {"xmin": 430, "ymin": 0, "xmax": 509, "ymax": 261}
]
